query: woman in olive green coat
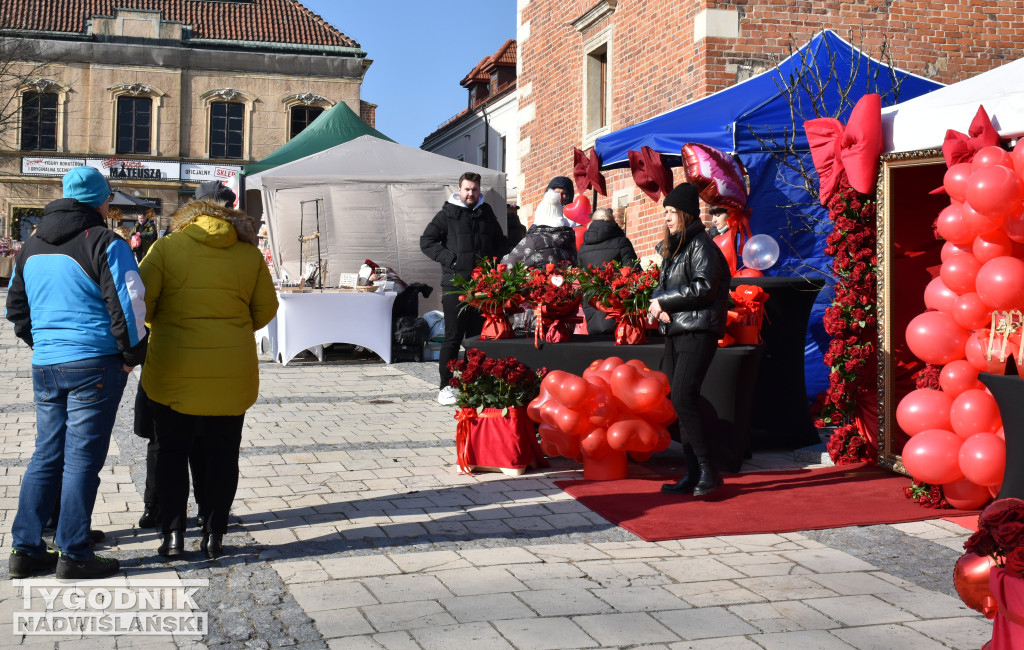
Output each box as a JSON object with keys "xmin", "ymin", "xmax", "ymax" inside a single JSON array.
[{"xmin": 140, "ymin": 199, "xmax": 277, "ymax": 559}]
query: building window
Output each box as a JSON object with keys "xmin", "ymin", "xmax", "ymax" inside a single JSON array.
[
  {"xmin": 478, "ymin": 143, "xmax": 487, "ymax": 167},
  {"xmin": 116, "ymin": 96, "xmax": 152, "ymax": 154},
  {"xmin": 290, "ymin": 105, "xmax": 323, "ymax": 139},
  {"xmin": 500, "ymin": 135, "xmax": 507, "ymax": 173},
  {"xmin": 585, "ymin": 43, "xmax": 609, "ymax": 134},
  {"xmin": 210, "ymin": 102, "xmax": 244, "ymax": 159},
  {"xmin": 21, "ymin": 92, "xmax": 58, "ymax": 151}
]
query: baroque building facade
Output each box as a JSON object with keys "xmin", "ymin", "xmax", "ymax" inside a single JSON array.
[
  {"xmin": 0, "ymin": 0, "xmax": 374, "ymax": 237},
  {"xmin": 515, "ymin": 0, "xmax": 1024, "ymax": 258}
]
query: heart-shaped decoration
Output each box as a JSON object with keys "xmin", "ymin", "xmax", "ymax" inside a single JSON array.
[{"xmin": 563, "ymin": 194, "xmax": 592, "ymax": 225}]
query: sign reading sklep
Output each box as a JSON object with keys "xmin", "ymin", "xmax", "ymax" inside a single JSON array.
[{"xmin": 13, "ymin": 579, "xmax": 208, "ymax": 636}]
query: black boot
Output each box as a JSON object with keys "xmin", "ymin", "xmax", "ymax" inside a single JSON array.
[
  {"xmin": 200, "ymin": 534, "xmax": 223, "ymax": 559},
  {"xmin": 138, "ymin": 504, "xmax": 159, "ymax": 529},
  {"xmin": 661, "ymin": 454, "xmax": 701, "ymax": 494},
  {"xmin": 693, "ymin": 462, "xmax": 723, "ymax": 497},
  {"xmin": 157, "ymin": 530, "xmax": 185, "ymax": 558}
]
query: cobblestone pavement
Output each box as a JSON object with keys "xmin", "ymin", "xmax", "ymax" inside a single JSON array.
[{"xmin": 0, "ymin": 290, "xmax": 992, "ymax": 649}]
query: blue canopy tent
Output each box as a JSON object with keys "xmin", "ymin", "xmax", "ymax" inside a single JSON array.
[{"xmin": 595, "ymin": 30, "xmax": 943, "ymax": 399}]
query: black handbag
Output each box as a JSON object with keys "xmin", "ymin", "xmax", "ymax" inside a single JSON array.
[{"xmin": 133, "ymin": 379, "xmax": 154, "ymax": 439}]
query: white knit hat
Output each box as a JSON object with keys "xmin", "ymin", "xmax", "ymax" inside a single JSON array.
[{"xmin": 533, "ymin": 189, "xmax": 569, "ymax": 228}]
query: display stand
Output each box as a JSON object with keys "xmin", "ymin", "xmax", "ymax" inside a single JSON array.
[
  {"xmin": 731, "ymin": 276, "xmax": 825, "ymax": 447},
  {"xmin": 978, "ymin": 372, "xmax": 1024, "ymax": 501}
]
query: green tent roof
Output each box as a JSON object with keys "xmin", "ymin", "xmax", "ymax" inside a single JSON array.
[{"xmin": 243, "ymin": 102, "xmax": 393, "ymax": 176}]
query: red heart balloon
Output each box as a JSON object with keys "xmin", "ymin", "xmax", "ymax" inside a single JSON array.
[
  {"xmin": 953, "ymin": 552, "xmax": 998, "ymax": 618},
  {"xmin": 563, "ymin": 195, "xmax": 592, "ymax": 225}
]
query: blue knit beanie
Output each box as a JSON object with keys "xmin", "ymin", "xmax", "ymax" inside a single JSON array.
[{"xmin": 62, "ymin": 167, "xmax": 110, "ymax": 208}]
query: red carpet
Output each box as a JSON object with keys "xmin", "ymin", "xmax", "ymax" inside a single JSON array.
[
  {"xmin": 556, "ymin": 463, "xmax": 981, "ymax": 541},
  {"xmin": 943, "ymin": 516, "xmax": 979, "ymax": 532}
]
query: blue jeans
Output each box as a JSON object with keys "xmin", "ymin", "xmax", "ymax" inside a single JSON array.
[{"xmin": 12, "ymin": 355, "xmax": 128, "ymax": 560}]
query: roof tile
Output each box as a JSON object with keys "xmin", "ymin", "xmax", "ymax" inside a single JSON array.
[{"xmin": 0, "ymin": 0, "xmax": 359, "ymax": 48}]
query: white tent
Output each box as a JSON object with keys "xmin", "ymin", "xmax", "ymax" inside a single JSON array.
[
  {"xmin": 882, "ymin": 57, "xmax": 1024, "ymax": 153},
  {"xmin": 246, "ymin": 135, "xmax": 507, "ymax": 312}
]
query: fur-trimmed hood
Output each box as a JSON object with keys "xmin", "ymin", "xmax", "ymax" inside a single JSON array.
[{"xmin": 170, "ymin": 200, "xmax": 258, "ymax": 246}]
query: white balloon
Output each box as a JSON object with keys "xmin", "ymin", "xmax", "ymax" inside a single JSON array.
[{"xmin": 742, "ymin": 234, "xmax": 780, "ymax": 271}]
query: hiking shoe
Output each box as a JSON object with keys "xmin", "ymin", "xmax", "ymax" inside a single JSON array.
[
  {"xmin": 9, "ymin": 549, "xmax": 59, "ymax": 579},
  {"xmin": 56, "ymin": 553, "xmax": 119, "ymax": 580},
  {"xmin": 437, "ymin": 386, "xmax": 458, "ymax": 406},
  {"xmin": 43, "ymin": 529, "xmax": 106, "ymax": 548}
]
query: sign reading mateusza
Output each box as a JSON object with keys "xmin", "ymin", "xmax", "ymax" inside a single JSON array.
[{"xmin": 13, "ymin": 579, "xmax": 208, "ymax": 636}]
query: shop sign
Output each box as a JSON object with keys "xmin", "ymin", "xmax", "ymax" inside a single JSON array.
[
  {"xmin": 21, "ymin": 157, "xmax": 87, "ymax": 176},
  {"xmin": 91, "ymin": 157, "xmax": 179, "ymax": 181},
  {"xmin": 180, "ymin": 163, "xmax": 241, "ymax": 182}
]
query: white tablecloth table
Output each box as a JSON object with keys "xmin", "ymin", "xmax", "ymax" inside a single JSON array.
[{"xmin": 256, "ymin": 291, "xmax": 397, "ymax": 365}]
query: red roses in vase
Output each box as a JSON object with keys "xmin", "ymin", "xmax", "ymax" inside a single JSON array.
[
  {"xmin": 449, "ymin": 258, "xmax": 528, "ymax": 339},
  {"xmin": 578, "ymin": 261, "xmax": 661, "ymax": 345}
]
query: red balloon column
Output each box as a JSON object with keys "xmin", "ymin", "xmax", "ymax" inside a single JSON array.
[
  {"xmin": 527, "ymin": 357, "xmax": 675, "ymax": 480},
  {"xmin": 897, "ymin": 123, "xmax": 1024, "ymax": 509}
]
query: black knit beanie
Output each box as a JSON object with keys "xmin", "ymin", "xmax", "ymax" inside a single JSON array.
[
  {"xmin": 195, "ymin": 180, "xmax": 236, "ymax": 207},
  {"xmin": 663, "ymin": 183, "xmax": 699, "ymax": 217},
  {"xmin": 545, "ymin": 176, "xmax": 574, "ymax": 203}
]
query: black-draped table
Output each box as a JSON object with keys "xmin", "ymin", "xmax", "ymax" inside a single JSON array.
[
  {"xmin": 730, "ymin": 276, "xmax": 825, "ymax": 447},
  {"xmin": 466, "ymin": 333, "xmax": 764, "ymax": 471},
  {"xmin": 979, "ymin": 372, "xmax": 1024, "ymax": 500}
]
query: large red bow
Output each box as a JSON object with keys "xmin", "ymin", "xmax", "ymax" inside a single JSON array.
[
  {"xmin": 943, "ymin": 106, "xmax": 1000, "ymax": 168},
  {"xmin": 573, "ymin": 147, "xmax": 607, "ymax": 196},
  {"xmin": 804, "ymin": 94, "xmax": 883, "ymax": 205},
  {"xmin": 628, "ymin": 146, "xmax": 673, "ymax": 202}
]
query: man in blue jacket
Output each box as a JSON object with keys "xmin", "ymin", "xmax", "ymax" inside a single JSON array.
[{"xmin": 5, "ymin": 166, "xmax": 148, "ymax": 579}]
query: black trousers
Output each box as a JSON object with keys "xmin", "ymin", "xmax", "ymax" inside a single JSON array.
[
  {"xmin": 438, "ymin": 291, "xmax": 483, "ymax": 389},
  {"xmin": 663, "ymin": 331, "xmax": 720, "ymax": 462},
  {"xmin": 143, "ymin": 437, "xmax": 207, "ymax": 516},
  {"xmin": 151, "ymin": 401, "xmax": 243, "ymax": 535}
]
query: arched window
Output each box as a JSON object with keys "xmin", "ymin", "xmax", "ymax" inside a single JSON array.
[
  {"xmin": 21, "ymin": 92, "xmax": 58, "ymax": 151},
  {"xmin": 108, "ymin": 82, "xmax": 165, "ymax": 155},
  {"xmin": 18, "ymin": 78, "xmax": 69, "ymax": 152},
  {"xmin": 210, "ymin": 102, "xmax": 245, "ymax": 159},
  {"xmin": 282, "ymin": 93, "xmax": 332, "ymax": 140},
  {"xmin": 200, "ymin": 89, "xmax": 257, "ymax": 160},
  {"xmin": 116, "ymin": 96, "xmax": 152, "ymax": 154},
  {"xmin": 290, "ymin": 105, "xmax": 323, "ymax": 139}
]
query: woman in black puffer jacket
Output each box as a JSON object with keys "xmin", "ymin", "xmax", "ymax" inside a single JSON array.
[
  {"xmin": 578, "ymin": 208, "xmax": 638, "ymax": 334},
  {"xmin": 649, "ymin": 183, "xmax": 732, "ymax": 498},
  {"xmin": 502, "ymin": 190, "xmax": 577, "ymax": 268}
]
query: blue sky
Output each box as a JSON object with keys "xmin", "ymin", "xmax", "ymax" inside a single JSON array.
[{"xmin": 303, "ymin": 1, "xmax": 518, "ymax": 147}]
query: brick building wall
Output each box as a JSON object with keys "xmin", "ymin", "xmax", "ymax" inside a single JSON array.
[{"xmin": 516, "ymin": 0, "xmax": 1024, "ymax": 261}]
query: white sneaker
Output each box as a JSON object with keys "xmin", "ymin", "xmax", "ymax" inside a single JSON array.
[{"xmin": 437, "ymin": 386, "xmax": 458, "ymax": 406}]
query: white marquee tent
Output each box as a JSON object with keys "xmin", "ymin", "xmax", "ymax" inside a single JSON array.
[
  {"xmin": 882, "ymin": 56, "xmax": 1024, "ymax": 153},
  {"xmin": 246, "ymin": 135, "xmax": 506, "ymax": 312}
]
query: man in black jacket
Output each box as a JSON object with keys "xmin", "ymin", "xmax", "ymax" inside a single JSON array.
[{"xmin": 420, "ymin": 172, "xmax": 507, "ymax": 405}]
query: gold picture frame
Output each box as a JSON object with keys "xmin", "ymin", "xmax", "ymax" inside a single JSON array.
[{"xmin": 876, "ymin": 148, "xmax": 947, "ymax": 473}]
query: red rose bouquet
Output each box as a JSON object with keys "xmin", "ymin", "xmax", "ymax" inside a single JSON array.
[
  {"xmin": 449, "ymin": 258, "xmax": 529, "ymax": 339},
  {"xmin": 448, "ymin": 349, "xmax": 549, "ymax": 474},
  {"xmin": 447, "ymin": 348, "xmax": 547, "ymax": 410},
  {"xmin": 578, "ymin": 261, "xmax": 661, "ymax": 344},
  {"xmin": 965, "ymin": 499, "xmax": 1024, "ymax": 576},
  {"xmin": 957, "ymin": 498, "xmax": 1024, "ymax": 639},
  {"xmin": 523, "ymin": 263, "xmax": 582, "ymax": 345}
]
